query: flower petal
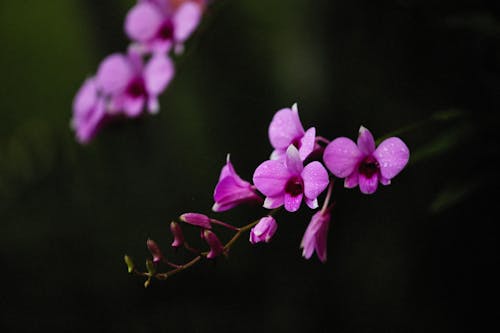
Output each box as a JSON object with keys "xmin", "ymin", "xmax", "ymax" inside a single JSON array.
[
  {"xmin": 263, "ymin": 195, "xmax": 284, "ymax": 209},
  {"xmin": 344, "ymin": 172, "xmax": 359, "ymax": 188},
  {"xmin": 285, "ymin": 145, "xmax": 303, "ymax": 175},
  {"xmin": 73, "ymin": 78, "xmax": 98, "ymax": 118},
  {"xmin": 253, "ymin": 160, "xmax": 290, "ymax": 197},
  {"xmin": 315, "ymin": 217, "xmax": 329, "ymax": 263},
  {"xmin": 173, "ymin": 2, "xmax": 202, "ymax": 42},
  {"xmin": 323, "ymin": 137, "xmax": 362, "ymax": 178},
  {"xmin": 373, "ymin": 137, "xmax": 410, "ymax": 179},
  {"xmin": 125, "ymin": 3, "xmax": 164, "ymax": 42},
  {"xmin": 357, "ymin": 126, "xmax": 376, "ymax": 155},
  {"xmin": 305, "ymin": 198, "xmax": 318, "ymax": 209},
  {"xmin": 144, "ymin": 53, "xmax": 175, "ymax": 95},
  {"xmin": 284, "ymin": 192, "xmax": 303, "ymax": 212},
  {"xmin": 302, "ymin": 161, "xmax": 329, "ymax": 200},
  {"xmin": 268, "ymin": 107, "xmax": 305, "ymax": 150},
  {"xmin": 359, "ymin": 173, "xmax": 379, "ymax": 194},
  {"xmin": 96, "ymin": 54, "xmax": 133, "ymax": 94},
  {"xmin": 122, "ymin": 95, "xmax": 145, "ymax": 117},
  {"xmin": 299, "ymin": 127, "xmax": 316, "ymax": 161}
]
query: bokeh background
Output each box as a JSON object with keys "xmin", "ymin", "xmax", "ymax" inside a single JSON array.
[{"xmin": 1, "ymin": 0, "xmax": 498, "ymax": 331}]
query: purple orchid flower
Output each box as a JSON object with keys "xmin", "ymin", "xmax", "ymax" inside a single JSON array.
[
  {"xmin": 300, "ymin": 208, "xmax": 331, "ymax": 263},
  {"xmin": 253, "ymin": 145, "xmax": 330, "ymax": 212},
  {"xmin": 71, "ymin": 77, "xmax": 107, "ymax": 144},
  {"xmin": 323, "ymin": 126, "xmax": 410, "ymax": 194},
  {"xmin": 268, "ymin": 103, "xmax": 317, "ymax": 161},
  {"xmin": 212, "ymin": 154, "xmax": 262, "ymax": 212},
  {"xmin": 96, "ymin": 50, "xmax": 174, "ymax": 117},
  {"xmin": 249, "ymin": 216, "xmax": 277, "ymax": 244},
  {"xmin": 125, "ymin": 0, "xmax": 203, "ymax": 54}
]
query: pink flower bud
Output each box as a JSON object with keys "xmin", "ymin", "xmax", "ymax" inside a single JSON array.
[
  {"xmin": 146, "ymin": 239, "xmax": 164, "ymax": 264},
  {"xmin": 179, "ymin": 212, "xmax": 212, "ymax": 229},
  {"xmin": 202, "ymin": 230, "xmax": 224, "ymax": 259},
  {"xmin": 170, "ymin": 221, "xmax": 184, "ymax": 248},
  {"xmin": 300, "ymin": 208, "xmax": 331, "ymax": 263},
  {"xmin": 249, "ymin": 216, "xmax": 278, "ymax": 244}
]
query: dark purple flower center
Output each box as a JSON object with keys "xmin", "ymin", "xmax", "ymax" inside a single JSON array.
[
  {"xmin": 157, "ymin": 20, "xmax": 174, "ymax": 41},
  {"xmin": 292, "ymin": 137, "xmax": 302, "ymax": 149},
  {"xmin": 285, "ymin": 176, "xmax": 304, "ymax": 197},
  {"xmin": 126, "ymin": 77, "xmax": 147, "ymax": 98},
  {"xmin": 358, "ymin": 156, "xmax": 379, "ymax": 178}
]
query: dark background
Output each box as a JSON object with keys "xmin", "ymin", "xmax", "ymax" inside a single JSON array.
[{"xmin": 1, "ymin": 0, "xmax": 498, "ymax": 331}]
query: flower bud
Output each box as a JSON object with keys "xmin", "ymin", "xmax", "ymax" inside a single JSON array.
[
  {"xmin": 146, "ymin": 239, "xmax": 164, "ymax": 264},
  {"xmin": 170, "ymin": 221, "xmax": 184, "ymax": 248},
  {"xmin": 249, "ymin": 216, "xmax": 278, "ymax": 244},
  {"xmin": 124, "ymin": 254, "xmax": 135, "ymax": 273},
  {"xmin": 202, "ymin": 230, "xmax": 224, "ymax": 259},
  {"xmin": 179, "ymin": 212, "xmax": 212, "ymax": 229}
]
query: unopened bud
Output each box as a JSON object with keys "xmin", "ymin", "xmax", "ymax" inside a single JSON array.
[
  {"xmin": 146, "ymin": 239, "xmax": 163, "ymax": 264},
  {"xmin": 124, "ymin": 254, "xmax": 135, "ymax": 273},
  {"xmin": 202, "ymin": 230, "xmax": 224, "ymax": 259},
  {"xmin": 170, "ymin": 221, "xmax": 184, "ymax": 248},
  {"xmin": 179, "ymin": 212, "xmax": 212, "ymax": 229}
]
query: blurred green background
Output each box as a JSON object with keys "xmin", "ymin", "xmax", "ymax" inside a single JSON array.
[{"xmin": 1, "ymin": 0, "xmax": 498, "ymax": 331}]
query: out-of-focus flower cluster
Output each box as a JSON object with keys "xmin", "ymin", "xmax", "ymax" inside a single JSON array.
[
  {"xmin": 127, "ymin": 103, "xmax": 410, "ymax": 286},
  {"xmin": 72, "ymin": 0, "xmax": 208, "ymax": 144}
]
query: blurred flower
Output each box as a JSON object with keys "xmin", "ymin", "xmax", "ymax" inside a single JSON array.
[
  {"xmin": 249, "ymin": 216, "xmax": 277, "ymax": 244},
  {"xmin": 323, "ymin": 126, "xmax": 410, "ymax": 194},
  {"xmin": 125, "ymin": 0, "xmax": 203, "ymax": 54},
  {"xmin": 179, "ymin": 212, "xmax": 212, "ymax": 229},
  {"xmin": 253, "ymin": 145, "xmax": 329, "ymax": 212},
  {"xmin": 300, "ymin": 208, "xmax": 331, "ymax": 263},
  {"xmin": 212, "ymin": 154, "xmax": 262, "ymax": 212},
  {"xmin": 96, "ymin": 50, "xmax": 174, "ymax": 117},
  {"xmin": 202, "ymin": 230, "xmax": 224, "ymax": 259},
  {"xmin": 146, "ymin": 239, "xmax": 164, "ymax": 263},
  {"xmin": 268, "ymin": 103, "xmax": 316, "ymax": 161},
  {"xmin": 170, "ymin": 221, "xmax": 185, "ymax": 247},
  {"xmin": 71, "ymin": 77, "xmax": 106, "ymax": 144}
]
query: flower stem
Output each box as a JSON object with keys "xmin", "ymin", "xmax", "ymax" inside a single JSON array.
[{"xmin": 132, "ymin": 208, "xmax": 281, "ymax": 286}]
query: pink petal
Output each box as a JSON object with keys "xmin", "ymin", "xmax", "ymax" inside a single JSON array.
[
  {"xmin": 263, "ymin": 195, "xmax": 284, "ymax": 209},
  {"xmin": 359, "ymin": 173, "xmax": 379, "ymax": 194},
  {"xmin": 285, "ymin": 145, "xmax": 303, "ymax": 175},
  {"xmin": 270, "ymin": 149, "xmax": 285, "ymax": 161},
  {"xmin": 125, "ymin": 3, "xmax": 164, "ymax": 42},
  {"xmin": 299, "ymin": 127, "xmax": 316, "ymax": 161},
  {"xmin": 173, "ymin": 2, "xmax": 202, "ymax": 42},
  {"xmin": 73, "ymin": 78, "xmax": 98, "ymax": 117},
  {"xmin": 122, "ymin": 96, "xmax": 145, "ymax": 117},
  {"xmin": 253, "ymin": 160, "xmax": 290, "ymax": 197},
  {"xmin": 284, "ymin": 192, "xmax": 303, "ymax": 212},
  {"xmin": 268, "ymin": 107, "xmax": 305, "ymax": 150},
  {"xmin": 380, "ymin": 176, "xmax": 391, "ymax": 185},
  {"xmin": 323, "ymin": 137, "xmax": 362, "ymax": 178},
  {"xmin": 315, "ymin": 219, "xmax": 329, "ymax": 263},
  {"xmin": 148, "ymin": 97, "xmax": 159, "ymax": 114},
  {"xmin": 373, "ymin": 137, "xmax": 410, "ymax": 179},
  {"xmin": 305, "ymin": 198, "xmax": 318, "ymax": 209},
  {"xmin": 144, "ymin": 53, "xmax": 175, "ymax": 95},
  {"xmin": 357, "ymin": 126, "xmax": 376, "ymax": 155},
  {"xmin": 302, "ymin": 161, "xmax": 329, "ymax": 200},
  {"xmin": 344, "ymin": 172, "xmax": 359, "ymax": 188},
  {"xmin": 96, "ymin": 54, "xmax": 133, "ymax": 94}
]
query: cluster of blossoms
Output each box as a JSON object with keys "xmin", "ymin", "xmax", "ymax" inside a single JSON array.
[
  {"xmin": 72, "ymin": 0, "xmax": 207, "ymax": 144},
  {"xmin": 125, "ymin": 104, "xmax": 410, "ymax": 285}
]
